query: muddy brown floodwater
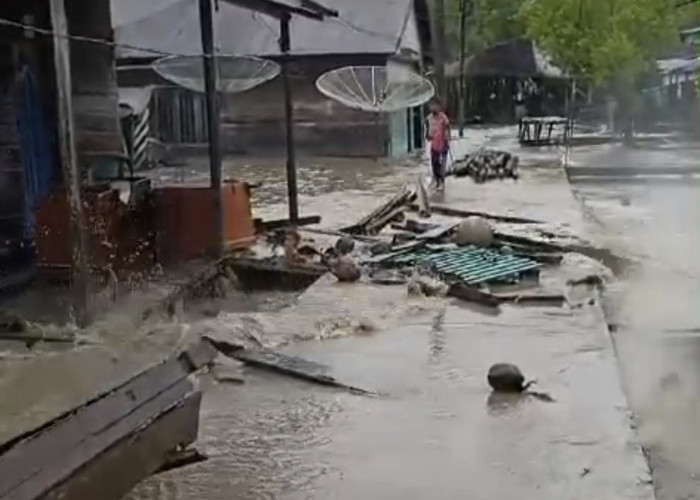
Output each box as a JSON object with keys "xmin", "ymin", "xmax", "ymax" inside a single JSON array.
[
  {"xmin": 7, "ymin": 127, "xmax": 689, "ymax": 499},
  {"xmin": 125, "ymin": 127, "xmax": 657, "ymax": 500}
]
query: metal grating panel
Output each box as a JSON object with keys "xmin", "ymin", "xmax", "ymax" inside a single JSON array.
[{"xmin": 386, "ymin": 246, "xmax": 541, "ymax": 285}]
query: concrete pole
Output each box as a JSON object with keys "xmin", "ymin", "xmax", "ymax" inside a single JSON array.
[
  {"xmin": 49, "ymin": 0, "xmax": 90, "ymax": 327},
  {"xmin": 199, "ymin": 0, "xmax": 224, "ymax": 256}
]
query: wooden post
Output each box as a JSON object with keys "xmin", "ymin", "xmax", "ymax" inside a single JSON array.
[
  {"xmin": 279, "ymin": 15, "xmax": 299, "ymax": 223},
  {"xmin": 49, "ymin": 0, "xmax": 90, "ymax": 326},
  {"xmin": 199, "ymin": 0, "xmax": 224, "ymax": 256},
  {"xmin": 457, "ymin": 0, "xmax": 467, "ymax": 137},
  {"xmin": 432, "ymin": 0, "xmax": 447, "ymax": 101}
]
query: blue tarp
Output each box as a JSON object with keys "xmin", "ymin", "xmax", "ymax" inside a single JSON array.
[{"xmin": 15, "ymin": 66, "xmax": 56, "ymax": 242}]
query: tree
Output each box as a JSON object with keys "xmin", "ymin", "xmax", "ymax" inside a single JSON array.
[
  {"xmin": 445, "ymin": 0, "xmax": 526, "ymax": 57},
  {"xmin": 520, "ymin": 0, "xmax": 682, "ymax": 139}
]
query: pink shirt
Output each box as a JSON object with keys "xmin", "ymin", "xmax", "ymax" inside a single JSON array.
[{"xmin": 428, "ymin": 112, "xmax": 450, "ymax": 151}]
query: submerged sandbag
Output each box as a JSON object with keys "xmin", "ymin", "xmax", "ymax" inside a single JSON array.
[{"xmin": 453, "ymin": 216, "xmax": 494, "ymax": 247}]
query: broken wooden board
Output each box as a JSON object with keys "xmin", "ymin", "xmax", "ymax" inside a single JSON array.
[
  {"xmin": 447, "ymin": 283, "xmax": 502, "ymax": 308},
  {"xmin": 494, "ymin": 293, "xmax": 567, "ymax": 306},
  {"xmin": 408, "ymin": 204, "xmax": 543, "ymax": 224},
  {"xmin": 205, "ymin": 338, "xmax": 377, "ymax": 396},
  {"xmin": 416, "ymin": 222, "xmax": 460, "ymax": 241},
  {"xmin": 254, "ymin": 215, "xmax": 321, "ymax": 233},
  {"xmin": 0, "ymin": 340, "xmax": 216, "ymax": 500},
  {"xmin": 342, "ymin": 187, "xmax": 416, "ymax": 235},
  {"xmin": 228, "ymin": 256, "xmax": 327, "ymax": 291}
]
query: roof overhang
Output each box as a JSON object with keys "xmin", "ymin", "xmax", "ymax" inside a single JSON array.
[{"xmin": 219, "ymin": 0, "xmax": 337, "ymax": 20}]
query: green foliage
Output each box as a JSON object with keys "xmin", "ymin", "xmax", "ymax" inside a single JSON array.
[
  {"xmin": 445, "ymin": 0, "xmax": 526, "ymax": 56},
  {"xmin": 519, "ymin": 0, "xmax": 682, "ymax": 86}
]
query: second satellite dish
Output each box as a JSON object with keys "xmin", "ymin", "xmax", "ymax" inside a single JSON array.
[{"xmin": 315, "ymin": 64, "xmax": 435, "ymax": 113}]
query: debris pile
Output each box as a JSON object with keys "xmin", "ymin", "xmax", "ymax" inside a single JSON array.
[{"xmin": 450, "ymin": 149, "xmax": 520, "ymax": 183}]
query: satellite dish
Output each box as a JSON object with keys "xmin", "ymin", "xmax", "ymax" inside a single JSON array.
[
  {"xmin": 152, "ymin": 55, "xmax": 280, "ymax": 94},
  {"xmin": 315, "ymin": 64, "xmax": 435, "ymax": 113}
]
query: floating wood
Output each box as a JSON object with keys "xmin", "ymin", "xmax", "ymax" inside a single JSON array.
[
  {"xmin": 408, "ymin": 204, "xmax": 542, "ymax": 224},
  {"xmin": 493, "ymin": 293, "xmax": 567, "ymax": 305},
  {"xmin": 416, "ymin": 222, "xmax": 459, "ymax": 240},
  {"xmin": 254, "ymin": 215, "xmax": 321, "ymax": 233},
  {"xmin": 0, "ymin": 340, "xmax": 216, "ymax": 500},
  {"xmin": 228, "ymin": 256, "xmax": 327, "ymax": 291},
  {"xmin": 155, "ymin": 448, "xmax": 208, "ymax": 475},
  {"xmin": 205, "ymin": 337, "xmax": 377, "ymax": 396},
  {"xmin": 447, "ymin": 283, "xmax": 502, "ymax": 308},
  {"xmin": 342, "ymin": 187, "xmax": 416, "ymax": 235},
  {"xmin": 494, "ymin": 232, "xmax": 565, "ymax": 253}
]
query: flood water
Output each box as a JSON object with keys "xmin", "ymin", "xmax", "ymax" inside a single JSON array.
[
  {"xmin": 128, "ymin": 129, "xmax": 699, "ymax": 499},
  {"xmin": 1, "ymin": 127, "xmax": 697, "ymax": 499},
  {"xmin": 568, "ymin": 142, "xmax": 700, "ymax": 499}
]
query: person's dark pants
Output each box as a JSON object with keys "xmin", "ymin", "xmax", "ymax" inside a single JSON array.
[{"xmin": 431, "ymin": 148, "xmax": 447, "ymax": 185}]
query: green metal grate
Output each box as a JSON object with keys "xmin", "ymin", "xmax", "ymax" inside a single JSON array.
[{"xmin": 386, "ymin": 246, "xmax": 541, "ymax": 285}]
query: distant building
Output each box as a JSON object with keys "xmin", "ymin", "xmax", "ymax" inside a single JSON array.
[
  {"xmin": 112, "ymin": 0, "xmax": 433, "ymax": 158},
  {"xmin": 680, "ymin": 27, "xmax": 700, "ymax": 48}
]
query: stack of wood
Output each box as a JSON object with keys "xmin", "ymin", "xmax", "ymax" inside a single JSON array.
[{"xmin": 450, "ymin": 149, "xmax": 520, "ymax": 183}]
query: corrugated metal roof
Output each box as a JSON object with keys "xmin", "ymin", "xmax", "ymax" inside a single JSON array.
[
  {"xmin": 111, "ymin": 0, "xmax": 421, "ymax": 59},
  {"xmin": 386, "ymin": 246, "xmax": 541, "ymax": 285}
]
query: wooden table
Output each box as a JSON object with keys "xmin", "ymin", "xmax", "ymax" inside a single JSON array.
[{"xmin": 518, "ymin": 116, "xmax": 571, "ymax": 146}]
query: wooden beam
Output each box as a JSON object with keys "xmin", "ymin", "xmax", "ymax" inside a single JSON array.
[
  {"xmin": 48, "ymin": 0, "xmax": 91, "ymax": 326},
  {"xmin": 219, "ymin": 0, "xmax": 324, "ymax": 19},
  {"xmin": 199, "ymin": 0, "xmax": 224, "ymax": 257},
  {"xmin": 279, "ymin": 15, "xmax": 299, "ymax": 223},
  {"xmin": 0, "ymin": 340, "xmax": 216, "ymax": 500}
]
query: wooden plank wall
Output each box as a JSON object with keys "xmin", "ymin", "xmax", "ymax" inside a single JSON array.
[
  {"xmin": 221, "ymin": 56, "xmax": 390, "ymax": 157},
  {"xmin": 65, "ymin": 0, "xmax": 123, "ymax": 160}
]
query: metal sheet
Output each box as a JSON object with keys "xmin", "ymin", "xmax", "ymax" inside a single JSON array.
[{"xmin": 385, "ymin": 246, "xmax": 541, "ymax": 285}]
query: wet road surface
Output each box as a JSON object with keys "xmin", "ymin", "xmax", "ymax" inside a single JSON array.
[{"xmin": 568, "ymin": 141, "xmax": 700, "ymax": 499}]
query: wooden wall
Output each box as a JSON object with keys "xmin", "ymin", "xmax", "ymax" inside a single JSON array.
[
  {"xmin": 221, "ymin": 76, "xmax": 389, "ymax": 157},
  {"xmin": 65, "ymin": 0, "xmax": 124, "ymax": 162}
]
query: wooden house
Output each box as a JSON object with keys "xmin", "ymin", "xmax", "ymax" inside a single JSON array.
[
  {"xmin": 113, "ymin": 0, "xmax": 433, "ymax": 159},
  {"xmin": 0, "ymin": 0, "xmax": 124, "ymax": 288}
]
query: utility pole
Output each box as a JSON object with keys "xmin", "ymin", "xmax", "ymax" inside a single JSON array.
[
  {"xmin": 49, "ymin": 0, "xmax": 90, "ymax": 327},
  {"xmin": 457, "ymin": 0, "xmax": 468, "ymax": 137},
  {"xmin": 199, "ymin": 0, "xmax": 224, "ymax": 256},
  {"xmin": 432, "ymin": 0, "xmax": 447, "ymax": 102},
  {"xmin": 279, "ymin": 14, "xmax": 299, "ymax": 224}
]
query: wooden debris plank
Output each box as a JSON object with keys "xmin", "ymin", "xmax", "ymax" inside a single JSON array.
[
  {"xmin": 39, "ymin": 393, "xmax": 201, "ymax": 500},
  {"xmin": 408, "ymin": 203, "xmax": 543, "ymax": 224},
  {"xmin": 447, "ymin": 283, "xmax": 502, "ymax": 308},
  {"xmin": 0, "ymin": 340, "xmax": 215, "ymax": 500},
  {"xmin": 342, "ymin": 187, "xmax": 416, "ymax": 235},
  {"xmin": 206, "ymin": 339, "xmax": 377, "ymax": 396},
  {"xmin": 494, "ymin": 293, "xmax": 567, "ymax": 305},
  {"xmin": 417, "ymin": 222, "xmax": 459, "ymax": 240},
  {"xmin": 494, "ymin": 232, "xmax": 565, "ymax": 253},
  {"xmin": 155, "ymin": 448, "xmax": 208, "ymax": 475},
  {"xmin": 254, "ymin": 215, "xmax": 321, "ymax": 232},
  {"xmin": 3, "ymin": 381, "xmax": 196, "ymax": 500}
]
